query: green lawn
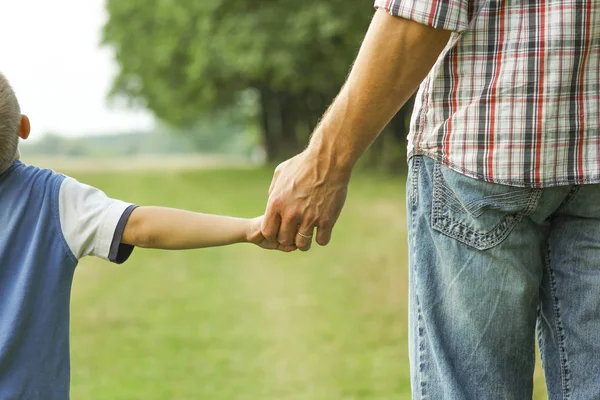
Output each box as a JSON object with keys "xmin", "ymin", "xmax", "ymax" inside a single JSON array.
[{"xmin": 66, "ymin": 167, "xmax": 548, "ymax": 399}]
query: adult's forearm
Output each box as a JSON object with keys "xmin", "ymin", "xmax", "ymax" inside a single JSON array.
[{"xmin": 307, "ymin": 9, "xmax": 452, "ymax": 176}]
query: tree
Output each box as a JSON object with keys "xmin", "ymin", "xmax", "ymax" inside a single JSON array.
[
  {"xmin": 104, "ymin": 0, "xmax": 415, "ymax": 167},
  {"xmin": 103, "ymin": 0, "xmax": 376, "ymax": 160}
]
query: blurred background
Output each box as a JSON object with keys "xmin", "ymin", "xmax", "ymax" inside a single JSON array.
[
  {"xmin": 2, "ymin": 0, "xmax": 547, "ymax": 398},
  {"xmin": 6, "ymin": 0, "xmax": 412, "ymax": 170}
]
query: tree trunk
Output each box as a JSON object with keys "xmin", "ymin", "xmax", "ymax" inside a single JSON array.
[
  {"xmin": 258, "ymin": 89, "xmax": 305, "ymax": 163},
  {"xmin": 279, "ymin": 93, "xmax": 301, "ymax": 159},
  {"xmin": 259, "ymin": 88, "xmax": 282, "ymax": 162}
]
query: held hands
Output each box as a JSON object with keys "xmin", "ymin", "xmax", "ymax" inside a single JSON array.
[
  {"xmin": 247, "ymin": 149, "xmax": 351, "ymax": 253},
  {"xmin": 261, "ymin": 150, "xmax": 350, "ymax": 252},
  {"xmin": 246, "ymin": 216, "xmax": 297, "ymax": 252}
]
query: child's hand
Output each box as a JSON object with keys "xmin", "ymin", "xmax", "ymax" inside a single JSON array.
[{"xmin": 246, "ymin": 217, "xmax": 297, "ymax": 252}]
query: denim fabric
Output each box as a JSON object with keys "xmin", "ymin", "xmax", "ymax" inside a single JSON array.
[{"xmin": 406, "ymin": 156, "xmax": 600, "ymax": 399}]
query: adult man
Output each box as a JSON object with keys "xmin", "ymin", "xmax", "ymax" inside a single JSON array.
[{"xmin": 262, "ymin": 1, "xmax": 599, "ymax": 398}]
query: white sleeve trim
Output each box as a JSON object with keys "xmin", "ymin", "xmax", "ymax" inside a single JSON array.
[{"xmin": 58, "ymin": 177, "xmax": 132, "ymax": 261}]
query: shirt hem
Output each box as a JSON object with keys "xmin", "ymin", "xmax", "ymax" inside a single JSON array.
[
  {"xmin": 409, "ymin": 150, "xmax": 600, "ymax": 188},
  {"xmin": 108, "ymin": 205, "xmax": 138, "ymax": 264},
  {"xmin": 94, "ymin": 200, "xmax": 135, "ymax": 261},
  {"xmin": 373, "ymin": 0, "xmax": 468, "ymax": 32}
]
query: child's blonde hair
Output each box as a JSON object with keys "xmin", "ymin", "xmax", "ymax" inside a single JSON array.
[{"xmin": 0, "ymin": 73, "xmax": 20, "ymax": 173}]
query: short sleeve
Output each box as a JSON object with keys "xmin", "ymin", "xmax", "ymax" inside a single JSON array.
[
  {"xmin": 374, "ymin": 0, "xmax": 471, "ymax": 32},
  {"xmin": 58, "ymin": 176, "xmax": 137, "ymax": 264}
]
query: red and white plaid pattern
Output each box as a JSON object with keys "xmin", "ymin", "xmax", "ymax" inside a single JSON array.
[{"xmin": 375, "ymin": 0, "xmax": 600, "ymax": 188}]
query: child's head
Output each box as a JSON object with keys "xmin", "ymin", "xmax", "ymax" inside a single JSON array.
[{"xmin": 0, "ymin": 73, "xmax": 30, "ymax": 173}]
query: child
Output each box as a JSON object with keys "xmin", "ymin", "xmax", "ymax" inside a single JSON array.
[{"xmin": 0, "ymin": 72, "xmax": 295, "ymax": 399}]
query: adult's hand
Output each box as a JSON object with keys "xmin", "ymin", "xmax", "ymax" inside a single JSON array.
[
  {"xmin": 262, "ymin": 9, "xmax": 451, "ymax": 251},
  {"xmin": 262, "ymin": 150, "xmax": 351, "ymax": 251}
]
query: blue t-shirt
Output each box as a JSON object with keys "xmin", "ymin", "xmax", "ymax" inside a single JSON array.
[{"xmin": 0, "ymin": 160, "xmax": 135, "ymax": 399}]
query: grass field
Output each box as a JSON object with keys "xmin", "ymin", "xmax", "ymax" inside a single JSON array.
[{"xmin": 63, "ymin": 166, "xmax": 548, "ymax": 399}]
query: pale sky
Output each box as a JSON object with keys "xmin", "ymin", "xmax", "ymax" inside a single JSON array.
[{"xmin": 0, "ymin": 0, "xmax": 155, "ymax": 138}]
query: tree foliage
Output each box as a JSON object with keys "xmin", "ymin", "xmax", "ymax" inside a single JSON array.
[{"xmin": 103, "ymin": 0, "xmax": 410, "ymax": 166}]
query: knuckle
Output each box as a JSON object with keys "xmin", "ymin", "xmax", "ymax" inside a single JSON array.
[
  {"xmin": 319, "ymin": 217, "xmax": 332, "ymax": 228},
  {"xmin": 283, "ymin": 208, "xmax": 301, "ymax": 221},
  {"xmin": 269, "ymin": 196, "xmax": 282, "ymax": 209},
  {"xmin": 275, "ymin": 161, "xmax": 286, "ymax": 173},
  {"xmin": 289, "ymin": 209, "xmax": 303, "ymax": 221}
]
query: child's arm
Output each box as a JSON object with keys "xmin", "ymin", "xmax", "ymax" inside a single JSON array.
[
  {"xmin": 121, "ymin": 206, "xmax": 295, "ymax": 252},
  {"xmin": 57, "ymin": 176, "xmax": 294, "ymax": 265}
]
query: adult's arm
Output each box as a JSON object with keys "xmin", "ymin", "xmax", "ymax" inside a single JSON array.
[{"xmin": 262, "ymin": 8, "xmax": 453, "ymax": 251}]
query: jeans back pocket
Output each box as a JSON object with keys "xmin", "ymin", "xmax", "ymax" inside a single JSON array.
[{"xmin": 431, "ymin": 162, "xmax": 542, "ymax": 250}]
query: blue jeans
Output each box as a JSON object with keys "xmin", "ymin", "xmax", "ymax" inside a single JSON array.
[{"xmin": 407, "ymin": 156, "xmax": 600, "ymax": 399}]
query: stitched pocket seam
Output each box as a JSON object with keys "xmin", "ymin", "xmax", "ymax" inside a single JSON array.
[{"xmin": 431, "ymin": 163, "xmax": 541, "ymax": 250}]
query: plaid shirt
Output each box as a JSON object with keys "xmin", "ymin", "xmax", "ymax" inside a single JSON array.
[{"xmin": 375, "ymin": 0, "xmax": 600, "ymax": 188}]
